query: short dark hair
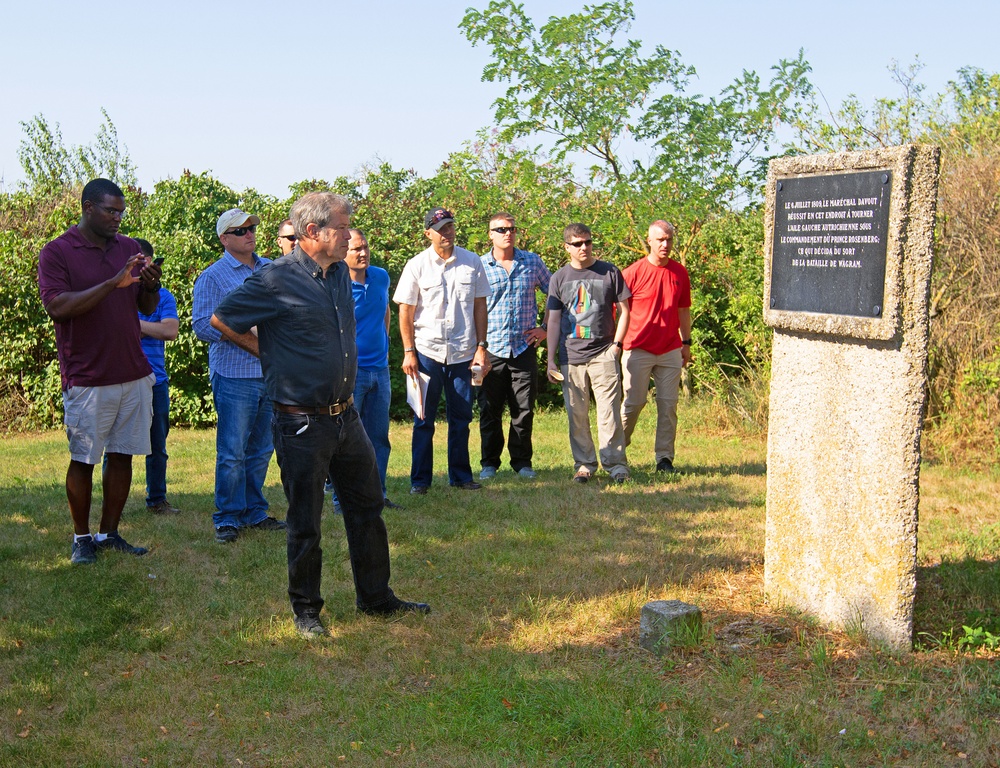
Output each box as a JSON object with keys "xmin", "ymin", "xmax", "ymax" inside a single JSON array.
[
  {"xmin": 349, "ymin": 228, "xmax": 367, "ymax": 240},
  {"xmin": 81, "ymin": 178, "xmax": 125, "ymax": 205},
  {"xmin": 134, "ymin": 238, "xmax": 154, "ymax": 259},
  {"xmin": 563, "ymin": 223, "xmax": 592, "ymax": 243}
]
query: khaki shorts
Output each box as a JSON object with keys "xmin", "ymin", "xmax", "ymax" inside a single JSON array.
[{"xmin": 63, "ymin": 374, "xmax": 155, "ymax": 464}]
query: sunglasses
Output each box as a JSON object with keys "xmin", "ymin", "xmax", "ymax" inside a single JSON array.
[
  {"xmin": 490, "ymin": 226, "xmax": 516, "ymax": 234},
  {"xmin": 278, "ymin": 234, "xmax": 297, "ymax": 241},
  {"xmin": 225, "ymin": 226, "xmax": 257, "ymax": 236},
  {"xmin": 566, "ymin": 238, "xmax": 593, "ymax": 248}
]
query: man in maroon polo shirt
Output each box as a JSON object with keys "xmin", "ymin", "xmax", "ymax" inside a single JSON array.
[{"xmin": 38, "ymin": 178, "xmax": 163, "ymax": 564}]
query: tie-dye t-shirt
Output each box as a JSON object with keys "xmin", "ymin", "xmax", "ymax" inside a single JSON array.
[{"xmin": 546, "ymin": 260, "xmax": 630, "ymax": 365}]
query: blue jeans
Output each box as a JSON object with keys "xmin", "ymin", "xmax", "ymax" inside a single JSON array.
[
  {"xmin": 210, "ymin": 373, "xmax": 273, "ymax": 529},
  {"xmin": 273, "ymin": 408, "xmax": 395, "ymax": 617},
  {"xmin": 411, "ymin": 352, "xmax": 474, "ymax": 487},
  {"xmin": 146, "ymin": 380, "xmax": 170, "ymax": 505},
  {"xmin": 340, "ymin": 366, "xmax": 391, "ymax": 496}
]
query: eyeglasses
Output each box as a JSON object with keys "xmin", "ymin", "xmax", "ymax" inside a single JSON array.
[
  {"xmin": 93, "ymin": 204, "xmax": 126, "ymax": 219},
  {"xmin": 278, "ymin": 234, "xmax": 297, "ymax": 242},
  {"xmin": 566, "ymin": 239, "xmax": 593, "ymax": 248},
  {"xmin": 490, "ymin": 226, "xmax": 516, "ymax": 234},
  {"xmin": 225, "ymin": 226, "xmax": 257, "ymax": 236}
]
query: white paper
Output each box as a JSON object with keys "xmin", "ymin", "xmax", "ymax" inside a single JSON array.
[{"xmin": 406, "ymin": 373, "xmax": 430, "ymax": 421}]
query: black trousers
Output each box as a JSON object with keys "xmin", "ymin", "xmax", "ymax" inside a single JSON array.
[
  {"xmin": 272, "ymin": 408, "xmax": 395, "ymax": 618},
  {"xmin": 477, "ymin": 347, "xmax": 538, "ymax": 472}
]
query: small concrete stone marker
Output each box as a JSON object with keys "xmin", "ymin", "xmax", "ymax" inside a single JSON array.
[{"xmin": 640, "ymin": 600, "xmax": 702, "ymax": 656}]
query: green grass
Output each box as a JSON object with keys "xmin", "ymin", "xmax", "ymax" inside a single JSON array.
[{"xmin": 1, "ymin": 401, "xmax": 999, "ymax": 766}]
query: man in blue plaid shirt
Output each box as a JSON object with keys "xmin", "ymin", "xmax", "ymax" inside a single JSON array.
[
  {"xmin": 193, "ymin": 209, "xmax": 287, "ymax": 544},
  {"xmin": 478, "ymin": 212, "xmax": 551, "ymax": 480}
]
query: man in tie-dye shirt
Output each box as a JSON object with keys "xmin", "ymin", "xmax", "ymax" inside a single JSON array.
[{"xmin": 545, "ymin": 223, "xmax": 632, "ymax": 484}]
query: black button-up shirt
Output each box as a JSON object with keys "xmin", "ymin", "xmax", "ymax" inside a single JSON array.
[{"xmin": 214, "ymin": 248, "xmax": 356, "ymax": 407}]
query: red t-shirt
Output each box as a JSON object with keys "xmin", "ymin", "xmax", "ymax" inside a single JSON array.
[
  {"xmin": 38, "ymin": 226, "xmax": 152, "ymax": 390},
  {"xmin": 622, "ymin": 257, "xmax": 691, "ymax": 355}
]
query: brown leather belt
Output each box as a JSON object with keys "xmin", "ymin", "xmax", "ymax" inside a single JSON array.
[{"xmin": 274, "ymin": 396, "xmax": 354, "ymax": 416}]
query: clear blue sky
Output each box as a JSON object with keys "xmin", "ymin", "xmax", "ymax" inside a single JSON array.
[{"xmin": 2, "ymin": 1, "xmax": 997, "ymax": 198}]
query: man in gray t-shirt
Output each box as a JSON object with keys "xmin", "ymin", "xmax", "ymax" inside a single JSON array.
[{"xmin": 545, "ymin": 223, "xmax": 632, "ymax": 483}]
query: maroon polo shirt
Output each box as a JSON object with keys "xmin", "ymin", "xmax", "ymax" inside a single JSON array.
[{"xmin": 38, "ymin": 225, "xmax": 152, "ymax": 390}]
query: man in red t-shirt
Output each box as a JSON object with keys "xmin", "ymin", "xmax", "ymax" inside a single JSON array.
[{"xmin": 621, "ymin": 220, "xmax": 692, "ymax": 473}]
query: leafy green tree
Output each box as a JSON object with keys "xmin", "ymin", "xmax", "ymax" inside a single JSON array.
[
  {"xmin": 461, "ymin": 0, "xmax": 812, "ymax": 240},
  {"xmin": 17, "ymin": 109, "xmax": 137, "ymax": 195},
  {"xmin": 792, "ymin": 59, "xmax": 932, "ymax": 153}
]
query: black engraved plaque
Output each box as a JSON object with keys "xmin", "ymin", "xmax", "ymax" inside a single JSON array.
[{"xmin": 770, "ymin": 171, "xmax": 892, "ymax": 316}]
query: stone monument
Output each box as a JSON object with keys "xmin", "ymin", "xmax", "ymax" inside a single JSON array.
[{"xmin": 763, "ymin": 145, "xmax": 940, "ymax": 651}]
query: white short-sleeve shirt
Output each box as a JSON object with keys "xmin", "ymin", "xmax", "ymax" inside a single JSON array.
[{"xmin": 393, "ymin": 245, "xmax": 493, "ymax": 365}]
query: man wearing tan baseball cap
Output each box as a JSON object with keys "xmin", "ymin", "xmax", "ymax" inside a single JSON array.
[{"xmin": 193, "ymin": 208, "xmax": 286, "ymax": 544}]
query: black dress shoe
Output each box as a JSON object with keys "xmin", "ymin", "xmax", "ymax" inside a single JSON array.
[
  {"xmin": 452, "ymin": 480, "xmax": 482, "ymax": 490},
  {"xmin": 252, "ymin": 516, "xmax": 288, "ymax": 530},
  {"xmin": 359, "ymin": 597, "xmax": 431, "ymax": 616},
  {"xmin": 383, "ymin": 498, "xmax": 404, "ymax": 510},
  {"xmin": 656, "ymin": 458, "xmax": 677, "ymax": 473},
  {"xmin": 410, "ymin": 485, "xmax": 428, "ymax": 495}
]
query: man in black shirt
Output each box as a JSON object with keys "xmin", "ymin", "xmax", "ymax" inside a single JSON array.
[{"xmin": 211, "ymin": 192, "xmax": 429, "ymax": 636}]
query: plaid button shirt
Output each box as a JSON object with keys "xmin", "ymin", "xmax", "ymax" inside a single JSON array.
[
  {"xmin": 481, "ymin": 248, "xmax": 551, "ymax": 359},
  {"xmin": 192, "ymin": 251, "xmax": 272, "ymax": 378}
]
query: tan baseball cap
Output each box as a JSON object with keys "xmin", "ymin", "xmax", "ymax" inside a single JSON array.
[{"xmin": 216, "ymin": 208, "xmax": 261, "ymax": 237}]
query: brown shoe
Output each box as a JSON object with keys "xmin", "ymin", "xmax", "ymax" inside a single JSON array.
[{"xmin": 147, "ymin": 500, "xmax": 181, "ymax": 515}]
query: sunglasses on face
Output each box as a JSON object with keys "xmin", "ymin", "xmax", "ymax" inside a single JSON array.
[
  {"xmin": 566, "ymin": 238, "xmax": 593, "ymax": 248},
  {"xmin": 225, "ymin": 226, "xmax": 257, "ymax": 236},
  {"xmin": 490, "ymin": 226, "xmax": 516, "ymax": 234},
  {"xmin": 279, "ymin": 234, "xmax": 297, "ymax": 242}
]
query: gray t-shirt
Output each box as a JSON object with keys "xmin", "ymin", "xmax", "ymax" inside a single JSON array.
[{"xmin": 546, "ymin": 260, "xmax": 630, "ymax": 365}]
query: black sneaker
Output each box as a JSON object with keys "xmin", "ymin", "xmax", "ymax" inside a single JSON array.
[
  {"xmin": 656, "ymin": 458, "xmax": 677, "ymax": 473},
  {"xmin": 359, "ymin": 597, "xmax": 431, "ymax": 617},
  {"xmin": 293, "ymin": 614, "xmax": 329, "ymax": 637},
  {"xmin": 409, "ymin": 485, "xmax": 429, "ymax": 495},
  {"xmin": 71, "ymin": 536, "xmax": 97, "ymax": 565},
  {"xmin": 251, "ymin": 517, "xmax": 287, "ymax": 531},
  {"xmin": 452, "ymin": 481, "xmax": 482, "ymax": 490},
  {"xmin": 215, "ymin": 525, "xmax": 239, "ymax": 544},
  {"xmin": 95, "ymin": 533, "xmax": 148, "ymax": 556},
  {"xmin": 383, "ymin": 498, "xmax": 404, "ymax": 510}
]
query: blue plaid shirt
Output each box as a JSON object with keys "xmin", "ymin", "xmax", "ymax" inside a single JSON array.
[
  {"xmin": 481, "ymin": 248, "xmax": 551, "ymax": 359},
  {"xmin": 192, "ymin": 251, "xmax": 272, "ymax": 378}
]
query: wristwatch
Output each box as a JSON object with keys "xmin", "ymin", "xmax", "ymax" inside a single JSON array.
[
  {"xmin": 612, "ymin": 341, "xmax": 623, "ymax": 349},
  {"xmin": 477, "ymin": 341, "xmax": 488, "ymax": 349},
  {"xmin": 682, "ymin": 339, "xmax": 692, "ymax": 346}
]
